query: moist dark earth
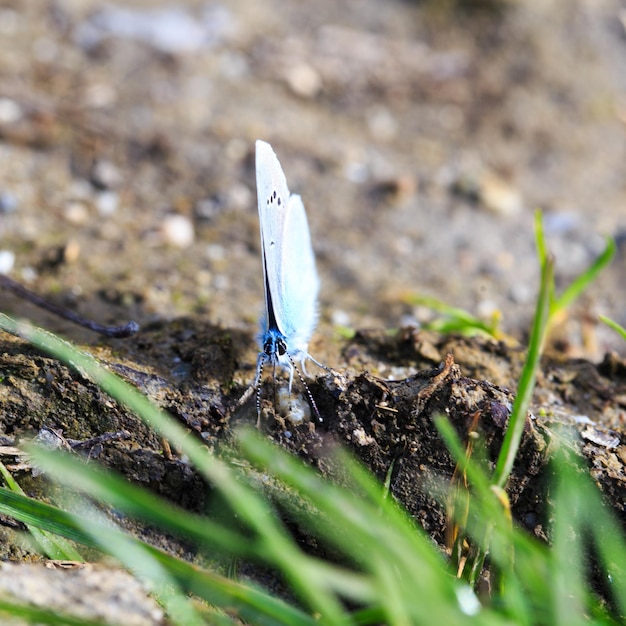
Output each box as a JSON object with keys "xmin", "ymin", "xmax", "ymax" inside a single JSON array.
[{"xmin": 1, "ymin": 0, "xmax": 626, "ymax": 622}]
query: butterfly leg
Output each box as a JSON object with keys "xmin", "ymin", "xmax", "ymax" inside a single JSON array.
[{"xmin": 307, "ymin": 354, "xmax": 332, "ymax": 373}]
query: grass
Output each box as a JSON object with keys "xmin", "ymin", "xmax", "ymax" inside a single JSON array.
[
  {"xmin": 600, "ymin": 315, "xmax": 626, "ymax": 342},
  {"xmin": 0, "ymin": 210, "xmax": 623, "ymax": 624},
  {"xmin": 401, "ymin": 293, "xmax": 504, "ymax": 339}
]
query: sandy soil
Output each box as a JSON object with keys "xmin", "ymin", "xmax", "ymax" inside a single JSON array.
[{"xmin": 0, "ymin": 0, "xmax": 625, "ymax": 359}]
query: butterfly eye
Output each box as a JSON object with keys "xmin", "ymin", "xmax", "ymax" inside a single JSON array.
[{"xmin": 277, "ymin": 338, "xmax": 287, "ymax": 356}]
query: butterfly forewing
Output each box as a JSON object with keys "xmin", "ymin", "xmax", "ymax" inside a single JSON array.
[{"xmin": 255, "ymin": 141, "xmax": 290, "ymax": 334}]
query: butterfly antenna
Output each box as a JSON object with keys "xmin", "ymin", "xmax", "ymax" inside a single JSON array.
[{"xmin": 287, "ymin": 354, "xmax": 323, "ymax": 423}]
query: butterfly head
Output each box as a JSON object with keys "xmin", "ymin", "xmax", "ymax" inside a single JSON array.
[{"xmin": 262, "ymin": 328, "xmax": 287, "ymax": 362}]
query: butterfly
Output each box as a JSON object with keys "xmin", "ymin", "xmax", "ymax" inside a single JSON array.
[{"xmin": 251, "ymin": 140, "xmax": 326, "ymax": 423}]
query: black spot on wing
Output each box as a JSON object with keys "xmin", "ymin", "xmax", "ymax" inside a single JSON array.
[{"xmin": 267, "ymin": 189, "xmax": 280, "ymax": 207}]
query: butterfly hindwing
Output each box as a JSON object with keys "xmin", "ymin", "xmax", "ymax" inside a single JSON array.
[{"xmin": 276, "ymin": 193, "xmax": 319, "ymax": 350}]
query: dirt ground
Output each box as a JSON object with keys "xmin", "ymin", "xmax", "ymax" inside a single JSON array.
[{"xmin": 0, "ymin": 0, "xmax": 626, "ymax": 621}]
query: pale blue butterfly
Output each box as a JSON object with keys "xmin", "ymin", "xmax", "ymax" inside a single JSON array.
[{"xmin": 251, "ymin": 140, "xmax": 325, "ymax": 422}]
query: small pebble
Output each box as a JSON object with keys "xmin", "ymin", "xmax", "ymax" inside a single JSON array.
[
  {"xmin": 543, "ymin": 211, "xmax": 578, "ymax": 235},
  {"xmin": 229, "ymin": 182, "xmax": 253, "ymax": 211},
  {"xmin": 277, "ymin": 387, "xmax": 310, "ymax": 423},
  {"xmin": 95, "ymin": 190, "xmax": 119, "ymax": 216},
  {"xmin": 64, "ymin": 201, "xmax": 90, "ymax": 225},
  {"xmin": 479, "ymin": 171, "xmax": 522, "ymax": 216},
  {"xmin": 451, "ymin": 167, "xmax": 522, "ymax": 216},
  {"xmin": 205, "ymin": 244, "xmax": 225, "ymax": 261},
  {"xmin": 370, "ymin": 175, "xmax": 416, "ymax": 204},
  {"xmin": 84, "ymin": 83, "xmax": 117, "ymax": 108},
  {"xmin": 161, "ymin": 214, "xmax": 195, "ymax": 248},
  {"xmin": 331, "ymin": 309, "xmax": 351, "ymax": 327},
  {"xmin": 0, "ymin": 98, "xmax": 22, "ymax": 124},
  {"xmin": 0, "ymin": 250, "xmax": 15, "ymax": 274},
  {"xmin": 0, "ymin": 191, "xmax": 18, "ymax": 214},
  {"xmin": 284, "ymin": 62, "xmax": 322, "ymax": 98},
  {"xmin": 20, "ymin": 266, "xmax": 37, "ymax": 283},
  {"xmin": 195, "ymin": 195, "xmax": 226, "ymax": 221},
  {"xmin": 63, "ymin": 239, "xmax": 81, "ymax": 264},
  {"xmin": 367, "ymin": 106, "xmax": 398, "ymax": 141},
  {"xmin": 509, "ymin": 283, "xmax": 533, "ymax": 305},
  {"xmin": 476, "ymin": 299, "xmax": 499, "ymax": 320},
  {"xmin": 343, "ymin": 161, "xmax": 368, "ymax": 183},
  {"xmin": 91, "ymin": 159, "xmax": 123, "ymax": 190}
]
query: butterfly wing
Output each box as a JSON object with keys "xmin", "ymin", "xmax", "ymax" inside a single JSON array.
[
  {"xmin": 276, "ymin": 193, "xmax": 319, "ymax": 351},
  {"xmin": 255, "ymin": 140, "xmax": 319, "ymax": 354},
  {"xmin": 256, "ymin": 140, "xmax": 291, "ymax": 335}
]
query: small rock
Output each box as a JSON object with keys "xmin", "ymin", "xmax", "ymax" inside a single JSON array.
[
  {"xmin": 195, "ymin": 195, "xmax": 226, "ymax": 222},
  {"xmin": 64, "ymin": 201, "xmax": 90, "ymax": 225},
  {"xmin": 205, "ymin": 244, "xmax": 225, "ymax": 261},
  {"xmin": 0, "ymin": 250, "xmax": 15, "ymax": 274},
  {"xmin": 581, "ymin": 425, "xmax": 620, "ymax": 449},
  {"xmin": 452, "ymin": 169, "xmax": 522, "ymax": 216},
  {"xmin": 63, "ymin": 239, "xmax": 81, "ymax": 264},
  {"xmin": 367, "ymin": 106, "xmax": 398, "ymax": 141},
  {"xmin": 0, "ymin": 191, "xmax": 18, "ymax": 214},
  {"xmin": 91, "ymin": 159, "xmax": 123, "ymax": 190},
  {"xmin": 479, "ymin": 171, "xmax": 522, "ymax": 216},
  {"xmin": 229, "ymin": 182, "xmax": 253, "ymax": 211},
  {"xmin": 284, "ymin": 63, "xmax": 322, "ymax": 98},
  {"xmin": 162, "ymin": 214, "xmax": 195, "ymax": 248},
  {"xmin": 84, "ymin": 83, "xmax": 118, "ymax": 108},
  {"xmin": 343, "ymin": 161, "xmax": 368, "ymax": 183},
  {"xmin": 370, "ymin": 175, "xmax": 416, "ymax": 204},
  {"xmin": 0, "ymin": 98, "xmax": 22, "ymax": 124},
  {"xmin": 95, "ymin": 190, "xmax": 119, "ymax": 216},
  {"xmin": 75, "ymin": 5, "xmax": 226, "ymax": 55},
  {"xmin": 331, "ymin": 309, "xmax": 351, "ymax": 327},
  {"xmin": 276, "ymin": 387, "xmax": 310, "ymax": 423}
]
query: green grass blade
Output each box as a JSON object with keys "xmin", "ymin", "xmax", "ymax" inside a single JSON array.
[
  {"xmin": 0, "ymin": 487, "xmax": 101, "ymax": 548},
  {"xmin": 0, "ymin": 314, "xmax": 345, "ymax": 623},
  {"xmin": 0, "ymin": 598, "xmax": 115, "ymax": 626},
  {"xmin": 0, "ymin": 460, "xmax": 84, "ymax": 561},
  {"xmin": 534, "ymin": 209, "xmax": 548, "ymax": 267},
  {"xmin": 551, "ymin": 457, "xmax": 587, "ymax": 626},
  {"xmin": 561, "ymin": 454, "xmax": 626, "ymax": 619},
  {"xmin": 535, "ymin": 209, "xmax": 615, "ymax": 318},
  {"xmin": 66, "ymin": 503, "xmax": 206, "ymax": 626},
  {"xmin": 236, "ymin": 429, "xmax": 510, "ymax": 626},
  {"xmin": 600, "ymin": 315, "xmax": 626, "ymax": 341},
  {"xmin": 553, "ymin": 236, "xmax": 616, "ymax": 315},
  {"xmin": 24, "ymin": 445, "xmax": 250, "ymax": 556},
  {"xmin": 0, "ymin": 484, "xmax": 319, "ymax": 625},
  {"xmin": 404, "ymin": 294, "xmax": 501, "ymax": 337},
  {"xmin": 550, "ymin": 446, "xmax": 626, "ymax": 625},
  {"xmin": 492, "ymin": 253, "xmax": 553, "ymax": 488}
]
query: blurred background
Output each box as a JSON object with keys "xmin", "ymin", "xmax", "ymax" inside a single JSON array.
[{"xmin": 0, "ymin": 0, "xmax": 625, "ymax": 360}]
